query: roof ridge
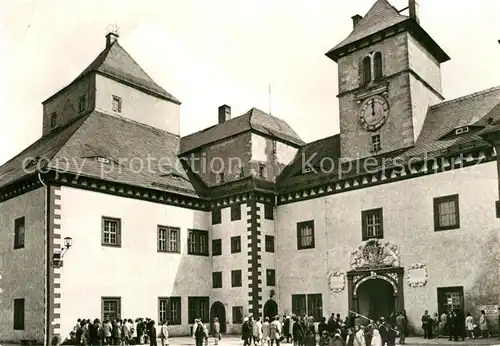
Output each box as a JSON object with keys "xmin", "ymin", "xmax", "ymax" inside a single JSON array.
[
  {"xmin": 430, "ymin": 85, "xmax": 500, "ymax": 110},
  {"xmin": 0, "ymin": 114, "xmax": 90, "ymax": 169}
]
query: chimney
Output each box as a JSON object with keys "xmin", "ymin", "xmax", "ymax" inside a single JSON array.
[
  {"xmin": 409, "ymin": 0, "xmax": 420, "ymax": 24},
  {"xmin": 218, "ymin": 105, "xmax": 231, "ymax": 124},
  {"xmin": 106, "ymin": 32, "xmax": 119, "ymax": 47},
  {"xmin": 351, "ymin": 14, "xmax": 362, "ymax": 29}
]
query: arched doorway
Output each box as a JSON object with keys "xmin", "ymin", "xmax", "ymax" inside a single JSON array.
[
  {"xmin": 356, "ymin": 278, "xmax": 395, "ymax": 322},
  {"xmin": 210, "ymin": 301, "xmax": 226, "ymax": 333},
  {"xmin": 263, "ymin": 299, "xmax": 278, "ymax": 321}
]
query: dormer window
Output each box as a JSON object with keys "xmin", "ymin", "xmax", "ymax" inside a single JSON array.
[
  {"xmin": 112, "ymin": 95, "xmax": 122, "ymax": 113},
  {"xmin": 455, "ymin": 126, "xmax": 469, "ymax": 135},
  {"xmin": 79, "ymin": 95, "xmax": 87, "ymax": 113},
  {"xmin": 258, "ymin": 164, "xmax": 265, "ymax": 178},
  {"xmin": 50, "ymin": 112, "xmax": 57, "ymax": 129}
]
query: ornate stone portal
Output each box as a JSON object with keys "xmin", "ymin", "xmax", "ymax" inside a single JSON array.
[{"xmin": 347, "ymin": 240, "xmax": 405, "ymax": 316}]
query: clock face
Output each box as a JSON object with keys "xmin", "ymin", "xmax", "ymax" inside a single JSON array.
[{"xmin": 359, "ymin": 96, "xmax": 389, "ymax": 131}]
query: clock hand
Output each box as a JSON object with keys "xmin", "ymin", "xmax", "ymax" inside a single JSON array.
[{"xmin": 371, "ymin": 101, "xmax": 375, "ymax": 116}]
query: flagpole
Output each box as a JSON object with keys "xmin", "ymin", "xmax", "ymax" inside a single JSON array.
[{"xmin": 348, "ymin": 310, "xmax": 399, "ymax": 333}]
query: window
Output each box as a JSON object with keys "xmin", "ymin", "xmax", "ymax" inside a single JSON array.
[
  {"xmin": 216, "ymin": 173, "xmax": 224, "ymax": 184},
  {"xmin": 112, "ymin": 95, "xmax": 122, "ymax": 113},
  {"xmin": 370, "ymin": 134, "xmax": 382, "ymax": 153},
  {"xmin": 434, "ymin": 194, "xmax": 460, "ymax": 231},
  {"xmin": 79, "ymin": 95, "xmax": 87, "ymax": 113},
  {"xmin": 236, "ymin": 166, "xmax": 245, "ymax": 178},
  {"xmin": 102, "ymin": 297, "xmax": 121, "ymax": 320},
  {"xmin": 258, "ymin": 164, "xmax": 265, "ymax": 178},
  {"xmin": 264, "ymin": 204, "xmax": 274, "ymax": 220},
  {"xmin": 157, "ymin": 226, "xmax": 180, "ymax": 253},
  {"xmin": 212, "ymin": 208, "xmax": 221, "ymax": 225},
  {"xmin": 292, "ymin": 294, "xmax": 307, "ymax": 317},
  {"xmin": 188, "ymin": 229, "xmax": 209, "ymax": 256},
  {"xmin": 14, "ymin": 217, "xmax": 25, "ymax": 249},
  {"xmin": 102, "ymin": 217, "xmax": 121, "ymax": 247},
  {"xmin": 437, "ymin": 287, "xmax": 464, "ymax": 314},
  {"xmin": 265, "ymin": 235, "xmax": 275, "ymax": 253},
  {"xmin": 50, "ymin": 112, "xmax": 57, "ymax": 128},
  {"xmin": 231, "ymin": 270, "xmax": 242, "ymax": 287},
  {"xmin": 188, "ymin": 297, "xmax": 209, "ymax": 323},
  {"xmin": 13, "ymin": 298, "xmax": 25, "ymax": 330},
  {"xmin": 361, "ymin": 208, "xmax": 383, "ymax": 240},
  {"xmin": 232, "ymin": 306, "xmax": 243, "ymax": 323},
  {"xmin": 213, "ymin": 272, "xmax": 222, "ymax": 288},
  {"xmin": 212, "ymin": 239, "xmax": 222, "ymax": 256},
  {"xmin": 231, "ymin": 204, "xmax": 241, "ymax": 221},
  {"xmin": 307, "ymin": 294, "xmax": 323, "ymax": 321},
  {"xmin": 231, "ymin": 236, "xmax": 241, "ymax": 253},
  {"xmin": 297, "ymin": 220, "xmax": 315, "ymax": 250},
  {"xmin": 292, "ymin": 294, "xmax": 323, "ymax": 320},
  {"xmin": 373, "ymin": 52, "xmax": 383, "ymax": 80},
  {"xmin": 158, "ymin": 297, "xmax": 181, "ymax": 325},
  {"xmin": 362, "ymin": 56, "xmax": 372, "ymax": 85},
  {"xmin": 266, "ymin": 269, "xmax": 276, "ymax": 286}
]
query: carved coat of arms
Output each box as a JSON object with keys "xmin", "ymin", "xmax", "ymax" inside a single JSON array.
[
  {"xmin": 328, "ymin": 271, "xmax": 345, "ymax": 294},
  {"xmin": 350, "ymin": 239, "xmax": 400, "ymax": 270}
]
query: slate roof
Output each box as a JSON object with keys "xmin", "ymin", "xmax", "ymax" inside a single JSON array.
[
  {"xmin": 44, "ymin": 40, "xmax": 179, "ymax": 104},
  {"xmin": 325, "ymin": 0, "xmax": 449, "ymax": 63},
  {"xmin": 180, "ymin": 107, "xmax": 305, "ymax": 154},
  {"xmin": 330, "ymin": 0, "xmax": 408, "ymax": 53},
  {"xmin": 0, "ymin": 112, "xmax": 205, "ymax": 197},
  {"xmin": 277, "ymin": 86, "xmax": 500, "ymax": 189}
]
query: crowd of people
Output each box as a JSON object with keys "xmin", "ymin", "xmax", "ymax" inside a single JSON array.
[{"xmin": 64, "ymin": 308, "xmax": 497, "ymax": 346}]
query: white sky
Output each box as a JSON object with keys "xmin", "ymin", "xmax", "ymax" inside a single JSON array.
[{"xmin": 1, "ymin": 0, "xmax": 499, "ymax": 165}]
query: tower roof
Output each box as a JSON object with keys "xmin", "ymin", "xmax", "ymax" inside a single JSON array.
[
  {"xmin": 44, "ymin": 38, "xmax": 180, "ymax": 105},
  {"xmin": 326, "ymin": 0, "xmax": 449, "ymax": 63}
]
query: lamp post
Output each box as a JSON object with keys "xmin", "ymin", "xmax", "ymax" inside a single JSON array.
[{"xmin": 52, "ymin": 237, "xmax": 72, "ymax": 268}]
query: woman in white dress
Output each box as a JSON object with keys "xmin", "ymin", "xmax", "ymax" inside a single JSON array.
[
  {"xmin": 370, "ymin": 329, "xmax": 382, "ymax": 346},
  {"xmin": 465, "ymin": 312, "xmax": 475, "ymax": 339}
]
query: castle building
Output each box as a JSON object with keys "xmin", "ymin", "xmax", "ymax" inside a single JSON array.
[{"xmin": 1, "ymin": 0, "xmax": 500, "ymax": 343}]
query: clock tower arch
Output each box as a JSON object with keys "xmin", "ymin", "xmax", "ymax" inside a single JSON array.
[{"xmin": 326, "ymin": 0, "xmax": 449, "ymax": 159}]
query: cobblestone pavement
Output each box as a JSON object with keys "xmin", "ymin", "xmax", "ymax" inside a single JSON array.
[
  {"xmin": 2, "ymin": 337, "xmax": 499, "ymax": 346},
  {"xmin": 160, "ymin": 336, "xmax": 500, "ymax": 345}
]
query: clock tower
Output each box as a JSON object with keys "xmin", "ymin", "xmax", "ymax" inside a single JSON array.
[{"xmin": 326, "ymin": 0, "xmax": 450, "ymax": 160}]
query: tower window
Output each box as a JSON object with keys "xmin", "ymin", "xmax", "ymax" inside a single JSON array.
[
  {"xmin": 370, "ymin": 135, "xmax": 381, "ymax": 153},
  {"xmin": 216, "ymin": 172, "xmax": 224, "ymax": 184},
  {"xmin": 361, "ymin": 56, "xmax": 372, "ymax": 85},
  {"xmin": 373, "ymin": 52, "xmax": 383, "ymax": 80},
  {"xmin": 112, "ymin": 95, "xmax": 122, "ymax": 113},
  {"xmin": 50, "ymin": 112, "xmax": 57, "ymax": 129}
]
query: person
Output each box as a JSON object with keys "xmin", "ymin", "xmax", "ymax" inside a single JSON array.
[
  {"xmin": 262, "ymin": 317, "xmax": 271, "ymax": 346},
  {"xmin": 283, "ymin": 315, "xmax": 291, "ymax": 343},
  {"xmin": 292, "ymin": 316, "xmax": 304, "ymax": 346},
  {"xmin": 159, "ymin": 320, "xmax": 169, "ymax": 346},
  {"xmin": 370, "ymin": 329, "xmax": 382, "ymax": 346},
  {"xmin": 331, "ymin": 333, "xmax": 345, "ymax": 346},
  {"xmin": 439, "ymin": 311, "xmax": 447, "ymax": 337},
  {"xmin": 148, "ymin": 320, "xmax": 157, "ymax": 346},
  {"xmin": 447, "ymin": 310, "xmax": 458, "ymax": 341},
  {"xmin": 345, "ymin": 328, "xmax": 354, "ymax": 346},
  {"xmin": 242, "ymin": 317, "xmax": 252, "ymax": 346},
  {"xmin": 421, "ymin": 310, "xmax": 432, "ymax": 339},
  {"xmin": 479, "ymin": 310, "xmax": 490, "ymax": 338},
  {"xmin": 318, "ymin": 330, "xmax": 330, "ymax": 346},
  {"xmin": 465, "ymin": 312, "xmax": 475, "ymax": 339},
  {"xmin": 194, "ymin": 320, "xmax": 205, "ymax": 346},
  {"xmin": 270, "ymin": 315, "xmax": 282, "ymax": 346},
  {"xmin": 302, "ymin": 325, "xmax": 316, "ymax": 346},
  {"xmin": 253, "ymin": 317, "xmax": 263, "ymax": 346},
  {"xmin": 353, "ymin": 325, "xmax": 366, "ymax": 346},
  {"xmin": 212, "ymin": 317, "xmax": 221, "ymax": 346},
  {"xmin": 395, "ymin": 312, "xmax": 405, "ymax": 345}
]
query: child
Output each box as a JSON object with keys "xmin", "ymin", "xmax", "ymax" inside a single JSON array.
[{"xmin": 159, "ymin": 321, "xmax": 169, "ymax": 346}]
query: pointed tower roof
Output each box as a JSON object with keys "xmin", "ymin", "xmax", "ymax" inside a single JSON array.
[
  {"xmin": 326, "ymin": 0, "xmax": 449, "ymax": 63},
  {"xmin": 44, "ymin": 35, "xmax": 180, "ymax": 104}
]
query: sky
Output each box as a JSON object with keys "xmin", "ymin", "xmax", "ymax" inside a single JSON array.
[{"xmin": 0, "ymin": 0, "xmax": 499, "ymax": 165}]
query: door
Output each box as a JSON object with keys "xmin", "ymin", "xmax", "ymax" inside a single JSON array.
[
  {"xmin": 210, "ymin": 301, "xmax": 226, "ymax": 333},
  {"xmin": 263, "ymin": 299, "xmax": 278, "ymax": 321}
]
